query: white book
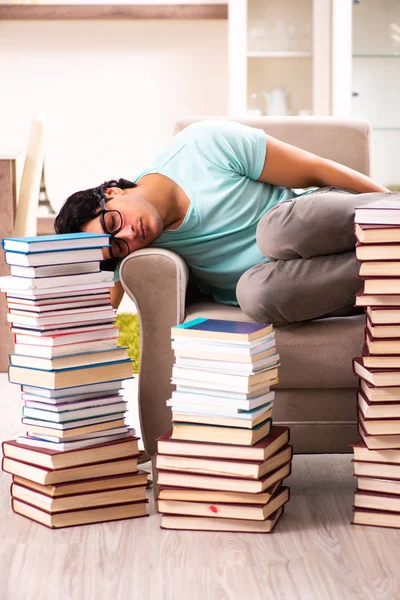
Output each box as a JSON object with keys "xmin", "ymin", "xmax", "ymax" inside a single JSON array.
[
  {"xmin": 355, "ymin": 199, "xmax": 400, "ymax": 225},
  {"xmin": 15, "ymin": 338, "xmax": 119, "ymax": 359},
  {"xmin": 22, "ymin": 400, "xmax": 127, "ymax": 423},
  {"xmin": 14, "ymin": 325, "xmax": 118, "ymax": 345},
  {"xmin": 175, "ymin": 383, "xmax": 272, "ymax": 399},
  {"xmin": 2, "ymin": 281, "xmax": 114, "ymax": 298},
  {"xmin": 0, "ymin": 271, "xmax": 113, "ymax": 291},
  {"xmin": 174, "ymin": 346, "xmax": 276, "ymax": 364},
  {"xmin": 7, "ymin": 292, "xmax": 110, "ymax": 308},
  {"xmin": 16, "ymin": 429, "xmax": 133, "ymax": 452},
  {"xmin": 171, "ymin": 332, "xmax": 275, "ymax": 350},
  {"xmin": 22, "ymin": 379, "xmax": 125, "ymax": 400},
  {"xmin": 7, "ymin": 305, "xmax": 116, "ymax": 327},
  {"xmin": 169, "ymin": 390, "xmax": 274, "ymax": 411},
  {"xmin": 7, "ymin": 307, "xmax": 116, "ymax": 327},
  {"xmin": 22, "ymin": 412, "xmax": 126, "ymax": 430},
  {"xmin": 166, "ymin": 401, "xmax": 273, "ymax": 419},
  {"xmin": 8, "ymin": 298, "xmax": 111, "ymax": 313},
  {"xmin": 172, "ymin": 378, "xmax": 276, "ymax": 395},
  {"xmin": 10, "ymin": 346, "xmax": 128, "ymax": 371},
  {"xmin": 6, "ymin": 285, "xmax": 113, "ymax": 300},
  {"xmin": 5, "ymin": 247, "xmax": 104, "ymax": 267},
  {"xmin": 172, "ymin": 363, "xmax": 279, "ymax": 380},
  {"xmin": 174, "ymin": 353, "xmax": 280, "ymax": 374},
  {"xmin": 11, "ymin": 321, "xmax": 116, "ymax": 337},
  {"xmin": 10, "ymin": 262, "xmax": 101, "ymax": 278},
  {"xmin": 24, "ymin": 394, "xmax": 124, "ymax": 411}
]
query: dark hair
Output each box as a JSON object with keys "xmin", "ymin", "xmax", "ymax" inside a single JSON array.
[{"xmin": 54, "ymin": 178, "xmax": 137, "ymax": 234}]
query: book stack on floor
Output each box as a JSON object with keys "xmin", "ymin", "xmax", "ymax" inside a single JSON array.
[
  {"xmin": 0, "ymin": 233, "xmax": 148, "ymax": 528},
  {"xmin": 352, "ymin": 198, "xmax": 400, "ymax": 529},
  {"xmin": 155, "ymin": 318, "xmax": 292, "ymax": 533}
]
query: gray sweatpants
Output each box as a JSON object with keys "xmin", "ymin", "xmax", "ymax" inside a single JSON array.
[{"xmin": 236, "ymin": 186, "xmax": 398, "ymax": 326}]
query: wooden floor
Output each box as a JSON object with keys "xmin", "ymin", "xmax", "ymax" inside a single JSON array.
[{"xmin": 1, "ymin": 373, "xmax": 400, "ymax": 600}]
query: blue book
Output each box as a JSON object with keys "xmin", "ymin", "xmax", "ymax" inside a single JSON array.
[
  {"xmin": 172, "ymin": 318, "xmax": 273, "ymax": 342},
  {"xmin": 2, "ymin": 232, "xmax": 110, "ymax": 254}
]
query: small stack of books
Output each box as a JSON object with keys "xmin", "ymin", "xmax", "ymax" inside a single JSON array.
[
  {"xmin": 155, "ymin": 318, "xmax": 292, "ymax": 533},
  {"xmin": 352, "ymin": 198, "xmax": 400, "ymax": 529},
  {"xmin": 0, "ymin": 233, "xmax": 148, "ymax": 527}
]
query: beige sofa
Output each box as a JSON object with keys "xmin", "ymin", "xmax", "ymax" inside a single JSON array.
[{"xmin": 120, "ymin": 116, "xmax": 368, "ymax": 456}]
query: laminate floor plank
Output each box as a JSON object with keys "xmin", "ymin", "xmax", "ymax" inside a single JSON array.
[{"xmin": 1, "ymin": 374, "xmax": 399, "ymax": 600}]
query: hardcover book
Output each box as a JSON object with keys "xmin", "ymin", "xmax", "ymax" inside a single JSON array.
[
  {"xmin": 156, "ymin": 426, "xmax": 289, "ymax": 461},
  {"xmin": 157, "ymin": 480, "xmax": 283, "ymax": 505},
  {"xmin": 353, "ymin": 507, "xmax": 400, "ymax": 529},
  {"xmin": 5, "ymin": 247, "xmax": 104, "ymax": 267},
  {"xmin": 356, "ymin": 291, "xmax": 400, "ymax": 307},
  {"xmin": 158, "ymin": 486, "xmax": 289, "ymax": 522},
  {"xmin": 2, "ymin": 232, "xmax": 110, "ymax": 253},
  {"xmin": 358, "ymin": 389, "xmax": 400, "ymax": 419},
  {"xmin": 156, "ymin": 445, "xmax": 292, "ymax": 480},
  {"xmin": 355, "ymin": 223, "xmax": 400, "ymax": 244},
  {"xmin": 2, "ymin": 436, "xmax": 139, "ymax": 469},
  {"xmin": 171, "ymin": 406, "xmax": 273, "ymax": 429},
  {"xmin": 2, "ymin": 456, "xmax": 140, "ymax": 485},
  {"xmin": 171, "ymin": 417, "xmax": 273, "ymax": 446},
  {"xmin": 12, "ymin": 470, "xmax": 149, "ymax": 497},
  {"xmin": 156, "ymin": 462, "xmax": 292, "ymax": 494},
  {"xmin": 351, "ymin": 440, "xmax": 400, "ymax": 464},
  {"xmin": 171, "ymin": 318, "xmax": 273, "ymax": 343},
  {"xmin": 160, "ymin": 506, "xmax": 284, "ymax": 533},
  {"xmin": 353, "ymin": 459, "xmax": 400, "ymax": 480},
  {"xmin": 359, "ymin": 378, "xmax": 400, "ymax": 403},
  {"xmin": 10, "ymin": 262, "xmax": 101, "ymax": 278},
  {"xmin": 11, "ymin": 482, "xmax": 148, "ymax": 513},
  {"xmin": 356, "ymin": 477, "xmax": 400, "ymax": 497},
  {"xmin": 8, "ymin": 360, "xmax": 133, "ymax": 389},
  {"xmin": 12, "ymin": 498, "xmax": 148, "ymax": 529},
  {"xmin": 353, "ymin": 357, "xmax": 400, "ymax": 387},
  {"xmin": 358, "ymin": 419, "xmax": 400, "ymax": 450},
  {"xmin": 169, "ymin": 390, "xmax": 274, "ymax": 412}
]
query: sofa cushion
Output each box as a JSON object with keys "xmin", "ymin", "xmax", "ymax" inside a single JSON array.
[{"xmin": 185, "ymin": 302, "xmax": 364, "ymax": 388}]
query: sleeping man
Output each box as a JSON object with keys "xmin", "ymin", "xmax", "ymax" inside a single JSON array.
[{"xmin": 55, "ymin": 119, "xmax": 392, "ymax": 325}]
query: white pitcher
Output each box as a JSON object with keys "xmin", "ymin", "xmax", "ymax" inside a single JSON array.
[{"xmin": 263, "ymin": 88, "xmax": 290, "ymax": 116}]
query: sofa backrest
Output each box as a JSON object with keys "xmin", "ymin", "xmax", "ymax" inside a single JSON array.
[{"xmin": 174, "ymin": 116, "xmax": 371, "ymax": 177}]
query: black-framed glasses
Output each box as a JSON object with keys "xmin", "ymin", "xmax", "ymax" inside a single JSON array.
[{"xmin": 99, "ymin": 198, "xmax": 130, "ymax": 259}]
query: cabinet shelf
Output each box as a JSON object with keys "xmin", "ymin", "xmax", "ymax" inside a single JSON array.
[
  {"xmin": 247, "ymin": 51, "xmax": 312, "ymax": 58},
  {"xmin": 373, "ymin": 127, "xmax": 400, "ymax": 132},
  {"xmin": 353, "ymin": 54, "xmax": 400, "ymax": 58}
]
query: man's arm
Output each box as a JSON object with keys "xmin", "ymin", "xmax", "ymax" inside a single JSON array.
[
  {"xmin": 257, "ymin": 135, "xmax": 390, "ymax": 193},
  {"xmin": 110, "ymin": 280, "xmax": 124, "ymax": 309}
]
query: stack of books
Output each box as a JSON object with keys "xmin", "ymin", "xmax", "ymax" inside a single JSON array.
[
  {"xmin": 0, "ymin": 233, "xmax": 149, "ymax": 527},
  {"xmin": 352, "ymin": 198, "xmax": 400, "ymax": 529},
  {"xmin": 155, "ymin": 318, "xmax": 292, "ymax": 533}
]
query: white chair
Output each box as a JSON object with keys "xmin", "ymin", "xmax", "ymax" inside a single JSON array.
[{"xmin": 14, "ymin": 113, "xmax": 47, "ymax": 238}]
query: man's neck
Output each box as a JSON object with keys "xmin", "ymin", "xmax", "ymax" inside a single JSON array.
[{"xmin": 135, "ymin": 173, "xmax": 189, "ymax": 230}]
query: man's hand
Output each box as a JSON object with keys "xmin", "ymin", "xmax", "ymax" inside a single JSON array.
[
  {"xmin": 257, "ymin": 135, "xmax": 390, "ymax": 193},
  {"xmin": 110, "ymin": 280, "xmax": 124, "ymax": 309}
]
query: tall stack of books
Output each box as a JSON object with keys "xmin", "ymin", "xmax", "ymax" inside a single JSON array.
[
  {"xmin": 155, "ymin": 318, "xmax": 293, "ymax": 533},
  {"xmin": 352, "ymin": 198, "xmax": 400, "ymax": 529},
  {"xmin": 0, "ymin": 233, "xmax": 149, "ymax": 528}
]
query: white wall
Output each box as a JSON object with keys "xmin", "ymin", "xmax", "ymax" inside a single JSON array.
[{"xmin": 0, "ymin": 19, "xmax": 228, "ymax": 211}]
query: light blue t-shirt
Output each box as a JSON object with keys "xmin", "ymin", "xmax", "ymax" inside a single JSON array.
[{"xmin": 129, "ymin": 119, "xmax": 315, "ymax": 305}]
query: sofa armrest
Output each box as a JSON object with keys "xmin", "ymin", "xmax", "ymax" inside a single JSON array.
[{"xmin": 119, "ymin": 248, "xmax": 189, "ymax": 456}]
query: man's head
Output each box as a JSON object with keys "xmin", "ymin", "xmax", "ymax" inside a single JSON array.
[{"xmin": 55, "ymin": 178, "xmax": 164, "ymax": 259}]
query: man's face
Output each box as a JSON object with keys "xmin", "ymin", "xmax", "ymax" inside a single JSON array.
[{"xmin": 82, "ymin": 187, "xmax": 164, "ymax": 259}]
